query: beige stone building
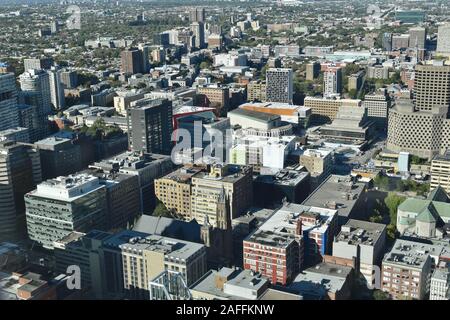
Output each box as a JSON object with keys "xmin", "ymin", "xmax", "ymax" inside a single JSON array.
[
  {"xmin": 431, "ymin": 151, "xmax": 450, "ymax": 194},
  {"xmin": 247, "ymin": 80, "xmax": 267, "ymax": 102},
  {"xmin": 154, "ymin": 166, "xmax": 202, "ymax": 220},
  {"xmin": 304, "ymin": 97, "xmax": 361, "ymax": 124}
]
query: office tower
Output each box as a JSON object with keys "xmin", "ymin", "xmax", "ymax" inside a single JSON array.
[
  {"xmin": 120, "ymin": 48, "xmax": 144, "ymax": 75},
  {"xmin": 363, "ymin": 90, "xmax": 392, "ymax": 130},
  {"xmin": 19, "ymin": 69, "xmax": 52, "ymax": 139},
  {"xmin": 47, "ymin": 67, "xmax": 65, "ymax": 110},
  {"xmin": 34, "ymin": 136, "xmax": 82, "ymax": 180},
  {"xmin": 0, "ymin": 73, "xmax": 20, "ymax": 131},
  {"xmin": 138, "ymin": 44, "xmax": 150, "ymax": 73},
  {"xmin": 120, "ymin": 233, "xmax": 207, "ymax": 299},
  {"xmin": 207, "ymin": 34, "xmax": 223, "ymax": 50},
  {"xmin": 189, "ymin": 7, "xmax": 205, "ymax": 23},
  {"xmin": 382, "ymin": 32, "xmax": 393, "ymax": 51},
  {"xmin": 126, "ymin": 99, "xmax": 173, "ymax": 155},
  {"xmin": 191, "ymin": 22, "xmax": 205, "ymax": 49},
  {"xmin": 50, "ymin": 21, "xmax": 58, "ymax": 34},
  {"xmin": 323, "ymin": 66, "xmax": 342, "ymax": 97},
  {"xmin": 0, "ymin": 141, "xmax": 42, "ymax": 242},
  {"xmin": 153, "ymin": 32, "xmax": 170, "ymax": 46},
  {"xmin": 387, "ymin": 98, "xmax": 449, "ymax": 160},
  {"xmin": 414, "ymin": 63, "xmax": 450, "ymax": 114},
  {"xmin": 437, "ymin": 23, "xmax": 450, "ymax": 55},
  {"xmin": 348, "ymin": 70, "xmax": 365, "ymax": 92},
  {"xmin": 266, "ymin": 68, "xmax": 293, "ymax": 104},
  {"xmin": 409, "ymin": 27, "xmax": 427, "ymax": 49},
  {"xmin": 306, "ymin": 62, "xmax": 320, "ymax": 81},
  {"xmin": 190, "ymin": 164, "xmax": 253, "ymax": 226},
  {"xmin": 23, "ymin": 58, "xmax": 54, "ymax": 71},
  {"xmin": 392, "ymin": 34, "xmax": 410, "ymax": 49},
  {"xmin": 60, "ymin": 70, "xmax": 78, "ymax": 89},
  {"xmin": 25, "ymin": 174, "xmax": 107, "ymax": 249}
]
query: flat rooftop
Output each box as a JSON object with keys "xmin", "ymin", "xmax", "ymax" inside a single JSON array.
[
  {"xmin": 255, "ymin": 169, "xmax": 310, "ymax": 187},
  {"xmin": 290, "ymin": 262, "xmax": 352, "ymax": 295},
  {"xmin": 119, "ymin": 233, "xmax": 204, "ymax": 261},
  {"xmin": 383, "ymin": 239, "xmax": 447, "ymax": 269},
  {"xmin": 160, "ymin": 166, "xmax": 203, "ymax": 183},
  {"xmin": 302, "ymin": 175, "xmax": 366, "ymax": 218},
  {"xmin": 335, "ymin": 219, "xmax": 386, "ymax": 246},
  {"xmin": 229, "ymin": 108, "xmax": 281, "ymax": 123}
]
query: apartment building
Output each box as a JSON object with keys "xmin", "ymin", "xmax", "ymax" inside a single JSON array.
[{"xmin": 431, "ymin": 151, "xmax": 450, "ymax": 194}]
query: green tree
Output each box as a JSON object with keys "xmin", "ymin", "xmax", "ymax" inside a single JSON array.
[
  {"xmin": 153, "ymin": 200, "xmax": 171, "ymax": 218},
  {"xmin": 374, "ymin": 175, "xmax": 389, "ymax": 190},
  {"xmin": 373, "ymin": 290, "xmax": 390, "ymax": 300}
]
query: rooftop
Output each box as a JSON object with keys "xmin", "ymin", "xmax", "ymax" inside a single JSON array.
[
  {"xmin": 119, "ymin": 233, "xmax": 204, "ymax": 261},
  {"xmin": 383, "ymin": 239, "xmax": 446, "ymax": 269},
  {"xmin": 302, "ymin": 175, "xmax": 366, "ymax": 218},
  {"xmin": 229, "ymin": 108, "xmax": 281, "ymax": 123},
  {"xmin": 335, "ymin": 219, "xmax": 386, "ymax": 246},
  {"xmin": 290, "ymin": 262, "xmax": 352, "ymax": 296}
]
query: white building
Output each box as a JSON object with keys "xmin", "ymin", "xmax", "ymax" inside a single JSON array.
[{"xmin": 430, "ymin": 264, "xmax": 450, "ymax": 300}]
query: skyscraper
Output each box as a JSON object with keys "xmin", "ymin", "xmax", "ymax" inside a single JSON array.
[
  {"xmin": 0, "ymin": 73, "xmax": 20, "ymax": 131},
  {"xmin": 0, "ymin": 140, "xmax": 42, "ymax": 242},
  {"xmin": 382, "ymin": 32, "xmax": 392, "ymax": 52},
  {"xmin": 121, "ymin": 48, "xmax": 144, "ymax": 75},
  {"xmin": 191, "ymin": 22, "xmax": 205, "ymax": 49},
  {"xmin": 409, "ymin": 27, "xmax": 427, "ymax": 49},
  {"xmin": 189, "ymin": 8, "xmax": 205, "ymax": 23},
  {"xmin": 266, "ymin": 68, "xmax": 293, "ymax": 104},
  {"xmin": 413, "ymin": 62, "xmax": 450, "ymax": 114},
  {"xmin": 437, "ymin": 23, "xmax": 450, "ymax": 55},
  {"xmin": 19, "ymin": 69, "xmax": 52, "ymax": 140},
  {"xmin": 23, "ymin": 57, "xmax": 54, "ymax": 71},
  {"xmin": 126, "ymin": 98, "xmax": 173, "ymax": 155},
  {"xmin": 323, "ymin": 66, "xmax": 343, "ymax": 97},
  {"xmin": 47, "ymin": 67, "xmax": 65, "ymax": 110}
]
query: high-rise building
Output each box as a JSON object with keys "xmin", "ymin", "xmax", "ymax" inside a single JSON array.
[
  {"xmin": 126, "ymin": 98, "xmax": 173, "ymax": 155},
  {"xmin": 120, "ymin": 48, "xmax": 144, "ymax": 75},
  {"xmin": 197, "ymin": 84, "xmax": 230, "ymax": 113},
  {"xmin": 323, "ymin": 66, "xmax": 342, "ymax": 97},
  {"xmin": 0, "ymin": 73, "xmax": 20, "ymax": 131},
  {"xmin": 23, "ymin": 58, "xmax": 53, "ymax": 71},
  {"xmin": 189, "ymin": 7, "xmax": 205, "ymax": 23},
  {"xmin": 25, "ymin": 174, "xmax": 107, "ymax": 249},
  {"xmin": 191, "ymin": 22, "xmax": 205, "ymax": 49},
  {"xmin": 266, "ymin": 68, "xmax": 293, "ymax": 104},
  {"xmin": 60, "ymin": 70, "xmax": 78, "ymax": 89},
  {"xmin": 409, "ymin": 27, "xmax": 427, "ymax": 49},
  {"xmin": 414, "ymin": 63, "xmax": 450, "ymax": 114},
  {"xmin": 34, "ymin": 136, "xmax": 82, "ymax": 180},
  {"xmin": 306, "ymin": 62, "xmax": 321, "ymax": 81},
  {"xmin": 47, "ymin": 67, "xmax": 65, "ymax": 110},
  {"xmin": 19, "ymin": 69, "xmax": 52, "ymax": 139},
  {"xmin": 138, "ymin": 43, "xmax": 150, "ymax": 73},
  {"xmin": 363, "ymin": 90, "xmax": 392, "ymax": 131},
  {"xmin": 0, "ymin": 141, "xmax": 42, "ymax": 242},
  {"xmin": 382, "ymin": 32, "xmax": 393, "ymax": 51},
  {"xmin": 437, "ymin": 23, "xmax": 450, "ymax": 55}
]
